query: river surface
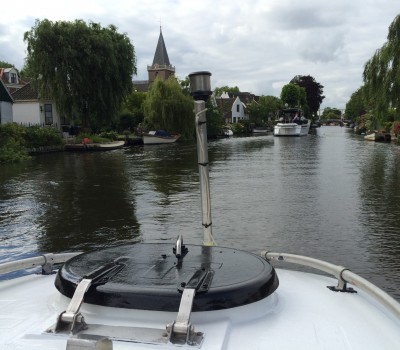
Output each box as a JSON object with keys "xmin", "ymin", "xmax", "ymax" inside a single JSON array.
[{"xmin": 1, "ymin": 126, "xmax": 399, "ymax": 300}]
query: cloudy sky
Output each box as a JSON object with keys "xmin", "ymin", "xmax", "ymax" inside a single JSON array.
[{"xmin": 1, "ymin": 0, "xmax": 399, "ymax": 110}]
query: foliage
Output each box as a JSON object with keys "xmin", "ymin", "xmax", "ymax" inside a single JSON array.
[
  {"xmin": 97, "ymin": 130, "xmax": 118, "ymax": 140},
  {"xmin": 0, "ymin": 61, "xmax": 14, "ymax": 68},
  {"xmin": 178, "ymin": 76, "xmax": 190, "ymax": 96},
  {"xmin": 280, "ymin": 83, "xmax": 306, "ymax": 108},
  {"xmin": 24, "ymin": 125, "xmax": 63, "ymax": 148},
  {"xmin": 143, "ymin": 77, "xmax": 195, "ymax": 140},
  {"xmin": 363, "ymin": 14, "xmax": 400, "ymax": 121},
  {"xmin": 0, "ymin": 139, "xmax": 30, "ymax": 163},
  {"xmin": 321, "ymin": 107, "xmax": 342, "ymax": 120},
  {"xmin": 345, "ymin": 87, "xmax": 368, "ymax": 120},
  {"xmin": 76, "ymin": 133, "xmax": 112, "ymax": 144},
  {"xmin": 205, "ymin": 99, "xmax": 224, "ymax": 138},
  {"xmin": 0, "ymin": 124, "xmax": 63, "ymax": 163},
  {"xmin": 214, "ymin": 86, "xmax": 240, "ymax": 97},
  {"xmin": 291, "ymin": 75, "xmax": 325, "ymax": 118},
  {"xmin": 120, "ymin": 90, "xmax": 146, "ymax": 130},
  {"xmin": 24, "ymin": 19, "xmax": 137, "ymax": 128},
  {"xmin": 392, "ymin": 120, "xmax": 400, "ymax": 136},
  {"xmin": 248, "ymin": 95, "xmax": 282, "ymax": 125}
]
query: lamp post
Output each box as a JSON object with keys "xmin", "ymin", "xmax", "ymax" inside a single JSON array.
[{"xmin": 188, "ymin": 71, "xmax": 215, "ymax": 246}]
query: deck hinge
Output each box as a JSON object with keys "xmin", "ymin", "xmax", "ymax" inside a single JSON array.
[
  {"xmin": 166, "ymin": 288, "xmax": 203, "ymax": 346},
  {"xmin": 51, "ymin": 278, "xmax": 92, "ymax": 334}
]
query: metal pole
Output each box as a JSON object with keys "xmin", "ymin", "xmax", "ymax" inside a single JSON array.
[{"xmin": 194, "ymin": 100, "xmax": 215, "ymax": 246}]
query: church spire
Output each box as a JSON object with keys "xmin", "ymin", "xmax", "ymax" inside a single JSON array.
[
  {"xmin": 148, "ymin": 27, "xmax": 175, "ymax": 82},
  {"xmin": 152, "ymin": 27, "xmax": 171, "ymax": 66}
]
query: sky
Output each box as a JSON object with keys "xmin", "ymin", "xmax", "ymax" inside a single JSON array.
[{"xmin": 1, "ymin": 0, "xmax": 399, "ymax": 110}]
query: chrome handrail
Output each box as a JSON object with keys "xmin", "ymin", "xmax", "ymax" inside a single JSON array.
[
  {"xmin": 0, "ymin": 252, "xmax": 81, "ymax": 275},
  {"xmin": 262, "ymin": 251, "xmax": 400, "ymax": 320}
]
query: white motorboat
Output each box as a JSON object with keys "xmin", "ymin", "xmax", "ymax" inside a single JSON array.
[
  {"xmin": 364, "ymin": 131, "xmax": 391, "ymax": 142},
  {"xmin": 273, "ymin": 108, "xmax": 310, "ymax": 136},
  {"xmin": 1, "ymin": 72, "xmax": 399, "ymax": 349},
  {"xmin": 142, "ymin": 130, "xmax": 180, "ymax": 144}
]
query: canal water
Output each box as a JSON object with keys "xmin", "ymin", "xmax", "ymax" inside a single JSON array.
[{"xmin": 1, "ymin": 126, "xmax": 399, "ymax": 300}]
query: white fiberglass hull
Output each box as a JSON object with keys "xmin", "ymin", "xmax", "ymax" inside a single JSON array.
[
  {"xmin": 142, "ymin": 134, "xmax": 180, "ymax": 144},
  {"xmin": 1, "ymin": 268, "xmax": 399, "ymax": 349},
  {"xmin": 274, "ymin": 122, "xmax": 310, "ymax": 136}
]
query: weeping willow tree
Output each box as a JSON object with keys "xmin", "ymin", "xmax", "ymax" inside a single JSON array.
[
  {"xmin": 143, "ymin": 77, "xmax": 195, "ymax": 139},
  {"xmin": 24, "ymin": 19, "xmax": 136, "ymax": 129},
  {"xmin": 363, "ymin": 14, "xmax": 400, "ymax": 124}
]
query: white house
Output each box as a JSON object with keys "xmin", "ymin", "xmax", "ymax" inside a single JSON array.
[
  {"xmin": 0, "ymin": 79, "xmax": 13, "ymax": 124},
  {"xmin": 231, "ymin": 96, "xmax": 247, "ymax": 123},
  {"xmin": 12, "ymin": 83, "xmax": 64, "ymax": 129}
]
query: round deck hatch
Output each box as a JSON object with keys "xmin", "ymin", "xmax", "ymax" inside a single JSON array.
[{"xmin": 55, "ymin": 243, "xmax": 279, "ymax": 311}]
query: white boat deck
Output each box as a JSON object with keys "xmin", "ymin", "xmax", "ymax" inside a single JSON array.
[{"xmin": 1, "ymin": 268, "xmax": 399, "ymax": 349}]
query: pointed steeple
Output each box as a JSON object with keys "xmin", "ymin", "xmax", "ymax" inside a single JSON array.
[
  {"xmin": 152, "ymin": 27, "xmax": 171, "ymax": 66},
  {"xmin": 148, "ymin": 27, "xmax": 175, "ymax": 83}
]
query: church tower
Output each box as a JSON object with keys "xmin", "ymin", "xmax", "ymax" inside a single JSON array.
[{"xmin": 147, "ymin": 27, "xmax": 175, "ymax": 82}]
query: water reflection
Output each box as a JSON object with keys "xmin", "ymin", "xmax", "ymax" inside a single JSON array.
[
  {"xmin": 357, "ymin": 142, "xmax": 400, "ymax": 297},
  {"xmin": 0, "ymin": 129, "xmax": 399, "ymax": 300},
  {"xmin": 0, "ymin": 151, "xmax": 140, "ymax": 260}
]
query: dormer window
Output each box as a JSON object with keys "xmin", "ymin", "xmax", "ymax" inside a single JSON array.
[{"xmin": 10, "ymin": 73, "xmax": 17, "ymax": 84}]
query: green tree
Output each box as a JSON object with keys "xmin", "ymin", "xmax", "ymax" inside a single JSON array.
[
  {"xmin": 119, "ymin": 90, "xmax": 146, "ymax": 130},
  {"xmin": 291, "ymin": 75, "xmax": 325, "ymax": 118},
  {"xmin": 345, "ymin": 87, "xmax": 368, "ymax": 120},
  {"xmin": 248, "ymin": 95, "xmax": 282, "ymax": 125},
  {"xmin": 0, "ymin": 61, "xmax": 14, "ymax": 68},
  {"xmin": 363, "ymin": 14, "xmax": 400, "ymax": 121},
  {"xmin": 24, "ymin": 19, "xmax": 136, "ymax": 129},
  {"xmin": 205, "ymin": 99, "xmax": 224, "ymax": 138},
  {"xmin": 143, "ymin": 77, "xmax": 194, "ymax": 139},
  {"xmin": 178, "ymin": 76, "xmax": 190, "ymax": 96},
  {"xmin": 280, "ymin": 83, "xmax": 306, "ymax": 108},
  {"xmin": 214, "ymin": 86, "xmax": 240, "ymax": 97}
]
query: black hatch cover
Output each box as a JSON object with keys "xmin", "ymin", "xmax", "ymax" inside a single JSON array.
[{"xmin": 55, "ymin": 243, "xmax": 279, "ymax": 311}]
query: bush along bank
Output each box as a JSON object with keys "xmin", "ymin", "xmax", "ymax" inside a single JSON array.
[{"xmin": 0, "ymin": 124, "xmax": 64, "ymax": 163}]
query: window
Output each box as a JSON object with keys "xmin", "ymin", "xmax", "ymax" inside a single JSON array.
[
  {"xmin": 44, "ymin": 104, "xmax": 53, "ymax": 125},
  {"xmin": 236, "ymin": 104, "xmax": 240, "ymax": 112},
  {"xmin": 10, "ymin": 73, "xmax": 17, "ymax": 84}
]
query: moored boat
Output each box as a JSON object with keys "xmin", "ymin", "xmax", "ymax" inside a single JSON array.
[
  {"xmin": 142, "ymin": 130, "xmax": 180, "ymax": 144},
  {"xmin": 273, "ymin": 108, "xmax": 310, "ymax": 137},
  {"xmin": 364, "ymin": 131, "xmax": 391, "ymax": 142},
  {"xmin": 64, "ymin": 140, "xmax": 125, "ymax": 152},
  {"xmin": 252, "ymin": 126, "xmax": 269, "ymax": 134}
]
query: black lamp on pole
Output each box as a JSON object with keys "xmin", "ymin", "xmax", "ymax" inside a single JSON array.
[{"xmin": 188, "ymin": 71, "xmax": 212, "ymax": 102}]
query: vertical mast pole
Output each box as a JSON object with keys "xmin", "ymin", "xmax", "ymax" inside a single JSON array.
[{"xmin": 194, "ymin": 101, "xmax": 215, "ymax": 246}]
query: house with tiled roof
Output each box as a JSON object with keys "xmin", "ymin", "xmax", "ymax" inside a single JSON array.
[
  {"xmin": 133, "ymin": 27, "xmax": 175, "ymax": 92},
  {"xmin": 0, "ymin": 79, "xmax": 13, "ymax": 124},
  {"xmin": 12, "ymin": 82, "xmax": 63, "ymax": 129},
  {"xmin": 0, "ymin": 67, "xmax": 26, "ymax": 94},
  {"xmin": 215, "ymin": 91, "xmax": 260, "ymax": 124}
]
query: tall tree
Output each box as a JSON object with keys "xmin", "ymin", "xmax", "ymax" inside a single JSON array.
[
  {"xmin": 363, "ymin": 14, "xmax": 400, "ymax": 120},
  {"xmin": 143, "ymin": 77, "xmax": 194, "ymax": 139},
  {"xmin": 280, "ymin": 83, "xmax": 306, "ymax": 108},
  {"xmin": 291, "ymin": 75, "xmax": 324, "ymax": 118},
  {"xmin": 24, "ymin": 19, "xmax": 136, "ymax": 129},
  {"xmin": 345, "ymin": 86, "xmax": 367, "ymax": 120}
]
